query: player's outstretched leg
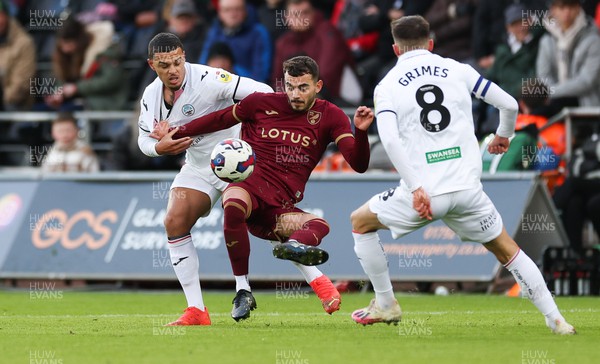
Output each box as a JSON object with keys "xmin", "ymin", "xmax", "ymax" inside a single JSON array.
[
  {"xmin": 164, "ymin": 188, "xmax": 211, "ymax": 326},
  {"xmin": 269, "ymin": 242, "xmax": 341, "ymax": 314},
  {"xmin": 166, "ymin": 235, "xmax": 211, "ymax": 326},
  {"xmin": 272, "ymin": 218, "xmax": 331, "ymax": 265},
  {"xmin": 223, "ymin": 188, "xmax": 256, "ymax": 321},
  {"xmin": 350, "ymin": 203, "xmax": 402, "ymax": 325},
  {"xmin": 272, "ymin": 240, "xmax": 329, "ymax": 265},
  {"xmin": 485, "ymin": 228, "xmax": 576, "ymax": 335}
]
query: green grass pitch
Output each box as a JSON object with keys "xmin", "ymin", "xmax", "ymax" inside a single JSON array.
[{"xmin": 0, "ymin": 289, "xmax": 597, "ymax": 364}]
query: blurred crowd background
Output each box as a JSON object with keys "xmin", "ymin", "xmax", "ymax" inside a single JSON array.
[{"xmin": 0, "ymin": 0, "xmax": 599, "ymax": 170}]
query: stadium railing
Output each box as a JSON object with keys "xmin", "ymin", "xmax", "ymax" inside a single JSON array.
[
  {"xmin": 0, "ymin": 108, "xmax": 360, "ymax": 167},
  {"xmin": 0, "ymin": 111, "xmax": 133, "ymax": 144},
  {"xmin": 545, "ymin": 106, "xmax": 600, "ymax": 160}
]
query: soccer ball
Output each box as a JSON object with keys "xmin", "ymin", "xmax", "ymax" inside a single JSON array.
[{"xmin": 210, "ymin": 138, "xmax": 256, "ymax": 183}]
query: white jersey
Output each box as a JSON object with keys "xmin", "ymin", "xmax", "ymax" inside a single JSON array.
[
  {"xmin": 138, "ymin": 62, "xmax": 271, "ymax": 168},
  {"xmin": 375, "ymin": 49, "xmax": 517, "ymax": 196}
]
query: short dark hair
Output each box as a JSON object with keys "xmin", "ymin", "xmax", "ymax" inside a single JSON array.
[
  {"xmin": 53, "ymin": 112, "xmax": 77, "ymax": 127},
  {"xmin": 207, "ymin": 42, "xmax": 235, "ymax": 63},
  {"xmin": 283, "ymin": 56, "xmax": 319, "ymax": 81},
  {"xmin": 148, "ymin": 32, "xmax": 184, "ymax": 59},
  {"xmin": 391, "ymin": 15, "xmax": 430, "ymax": 48}
]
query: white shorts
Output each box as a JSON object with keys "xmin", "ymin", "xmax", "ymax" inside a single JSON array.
[
  {"xmin": 369, "ymin": 185, "xmax": 503, "ymax": 243},
  {"xmin": 171, "ymin": 163, "xmax": 228, "ymax": 215}
]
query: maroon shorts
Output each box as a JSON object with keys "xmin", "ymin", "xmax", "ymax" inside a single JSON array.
[{"xmin": 226, "ymin": 178, "xmax": 303, "ymax": 242}]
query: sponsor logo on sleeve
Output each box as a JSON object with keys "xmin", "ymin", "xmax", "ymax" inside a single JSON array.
[{"xmin": 216, "ymin": 71, "xmax": 232, "ymax": 83}]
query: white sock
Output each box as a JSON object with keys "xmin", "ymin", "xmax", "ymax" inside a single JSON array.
[
  {"xmin": 270, "ymin": 241, "xmax": 323, "ymax": 283},
  {"xmin": 504, "ymin": 249, "xmax": 565, "ymax": 327},
  {"xmin": 168, "ymin": 235, "xmax": 204, "ymax": 310},
  {"xmin": 353, "ymin": 232, "xmax": 396, "ymax": 309},
  {"xmin": 235, "ymin": 275, "xmax": 251, "ymax": 292},
  {"xmin": 293, "ymin": 263, "xmax": 323, "ymax": 283}
]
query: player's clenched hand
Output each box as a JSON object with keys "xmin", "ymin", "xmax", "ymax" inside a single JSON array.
[
  {"xmin": 353, "ymin": 106, "xmax": 375, "ymax": 131},
  {"xmin": 487, "ymin": 135, "xmax": 510, "ymax": 155},
  {"xmin": 149, "ymin": 120, "xmax": 171, "ymax": 140},
  {"xmin": 412, "ymin": 187, "xmax": 433, "ymax": 221},
  {"xmin": 154, "ymin": 127, "xmax": 193, "ymax": 155}
]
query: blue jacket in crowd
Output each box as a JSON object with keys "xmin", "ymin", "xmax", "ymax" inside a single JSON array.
[{"xmin": 199, "ymin": 12, "xmax": 272, "ymax": 83}]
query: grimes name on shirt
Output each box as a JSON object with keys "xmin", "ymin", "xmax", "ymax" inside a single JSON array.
[{"xmin": 398, "ymin": 65, "xmax": 449, "ymax": 86}]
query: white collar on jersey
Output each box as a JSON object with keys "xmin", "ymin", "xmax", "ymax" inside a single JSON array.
[{"xmin": 397, "ymin": 49, "xmax": 430, "ymax": 63}]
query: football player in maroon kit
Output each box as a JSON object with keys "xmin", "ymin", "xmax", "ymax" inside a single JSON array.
[{"xmin": 152, "ymin": 56, "xmax": 374, "ymax": 321}]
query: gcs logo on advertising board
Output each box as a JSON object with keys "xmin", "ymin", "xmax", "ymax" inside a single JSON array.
[{"xmin": 31, "ymin": 209, "xmax": 118, "ymax": 250}]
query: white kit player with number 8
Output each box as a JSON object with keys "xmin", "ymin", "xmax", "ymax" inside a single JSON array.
[{"xmin": 349, "ymin": 16, "xmax": 575, "ymax": 335}]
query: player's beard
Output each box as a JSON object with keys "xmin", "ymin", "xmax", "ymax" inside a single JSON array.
[{"xmin": 290, "ymin": 95, "xmax": 316, "ymax": 112}]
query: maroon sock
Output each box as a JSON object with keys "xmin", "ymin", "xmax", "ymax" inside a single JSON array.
[
  {"xmin": 223, "ymin": 198, "xmax": 251, "ymax": 276},
  {"xmin": 289, "ymin": 218, "xmax": 330, "ymax": 246}
]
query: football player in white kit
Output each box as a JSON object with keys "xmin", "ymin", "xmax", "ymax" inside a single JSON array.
[
  {"xmin": 349, "ymin": 16, "xmax": 575, "ymax": 334},
  {"xmin": 137, "ymin": 33, "xmax": 275, "ymax": 326}
]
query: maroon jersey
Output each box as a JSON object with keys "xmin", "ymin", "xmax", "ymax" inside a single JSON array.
[{"xmin": 232, "ymin": 92, "xmax": 354, "ymax": 204}]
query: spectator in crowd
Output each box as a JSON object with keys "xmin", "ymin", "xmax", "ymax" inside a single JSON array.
[
  {"xmin": 536, "ymin": 0, "xmax": 600, "ymax": 110},
  {"xmin": 161, "ymin": 0, "xmax": 215, "ymax": 24},
  {"xmin": 112, "ymin": 0, "xmax": 163, "ymax": 58},
  {"xmin": 355, "ymin": 0, "xmax": 433, "ymax": 100},
  {"xmin": 199, "ymin": 0, "xmax": 271, "ymax": 82},
  {"xmin": 271, "ymin": 0, "xmax": 353, "ymax": 100},
  {"xmin": 45, "ymin": 17, "xmax": 129, "ymax": 111},
  {"xmin": 487, "ymin": 4, "xmax": 543, "ymax": 99},
  {"xmin": 0, "ymin": 0, "xmax": 36, "ymax": 111},
  {"xmin": 257, "ymin": 0, "xmax": 286, "ymax": 43},
  {"xmin": 206, "ymin": 41, "xmax": 238, "ymax": 74},
  {"xmin": 553, "ymin": 139, "xmax": 600, "ymax": 255},
  {"xmin": 330, "ymin": 0, "xmax": 381, "ymax": 62},
  {"xmin": 310, "ymin": 0, "xmax": 337, "ymax": 18},
  {"xmin": 477, "ymin": 3, "xmax": 544, "ymax": 136},
  {"xmin": 472, "ymin": 0, "xmax": 547, "ymax": 71},
  {"xmin": 424, "ymin": 0, "xmax": 476, "ymax": 62},
  {"xmin": 41, "ymin": 112, "xmax": 100, "ymax": 173},
  {"xmin": 165, "ymin": 0, "xmax": 206, "ymax": 61}
]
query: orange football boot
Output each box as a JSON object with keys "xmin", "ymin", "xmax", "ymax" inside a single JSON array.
[
  {"xmin": 165, "ymin": 307, "xmax": 211, "ymax": 326},
  {"xmin": 309, "ymin": 275, "xmax": 341, "ymax": 314}
]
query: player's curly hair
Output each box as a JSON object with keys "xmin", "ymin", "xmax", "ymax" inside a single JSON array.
[
  {"xmin": 282, "ymin": 56, "xmax": 320, "ymax": 81},
  {"xmin": 148, "ymin": 33, "xmax": 184, "ymax": 59}
]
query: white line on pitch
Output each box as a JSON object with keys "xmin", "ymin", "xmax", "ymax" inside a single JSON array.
[{"xmin": 1, "ymin": 308, "xmax": 598, "ymax": 319}]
